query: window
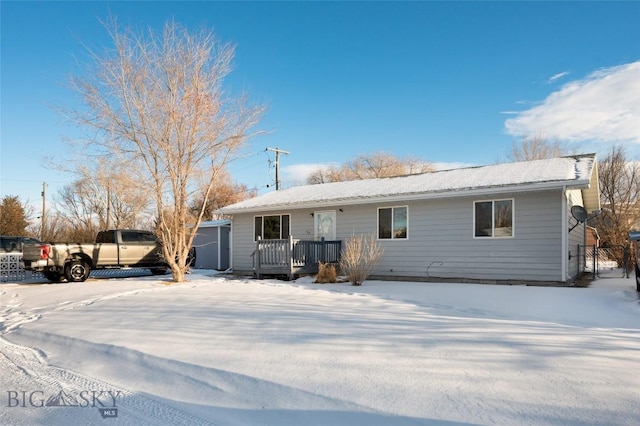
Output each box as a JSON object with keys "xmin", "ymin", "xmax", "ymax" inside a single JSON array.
[
  {"xmin": 378, "ymin": 206, "xmax": 408, "ymax": 239},
  {"xmin": 474, "ymin": 199, "xmax": 513, "ymax": 238},
  {"xmin": 254, "ymin": 214, "xmax": 290, "ymax": 240},
  {"xmin": 120, "ymin": 231, "xmax": 157, "ymax": 243}
]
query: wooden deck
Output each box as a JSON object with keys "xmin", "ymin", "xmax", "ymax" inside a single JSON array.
[{"xmin": 252, "ymin": 237, "xmax": 341, "ymax": 279}]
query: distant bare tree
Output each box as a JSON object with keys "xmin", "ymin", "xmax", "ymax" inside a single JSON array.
[
  {"xmin": 307, "ymin": 152, "xmax": 434, "ymax": 184},
  {"xmin": 57, "ymin": 182, "xmax": 101, "ymax": 239},
  {"xmin": 593, "ymin": 146, "xmax": 640, "ymax": 249},
  {"xmin": 189, "ymin": 168, "xmax": 256, "ymax": 220},
  {"xmin": 66, "ymin": 19, "xmax": 264, "ymax": 281},
  {"xmin": 55, "ymin": 158, "xmax": 151, "ymax": 241},
  {"xmin": 33, "ymin": 212, "xmax": 72, "ymax": 242},
  {"xmin": 509, "ymin": 136, "xmax": 568, "ymax": 161}
]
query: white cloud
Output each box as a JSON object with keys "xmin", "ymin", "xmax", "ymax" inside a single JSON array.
[
  {"xmin": 505, "ymin": 61, "xmax": 640, "ymax": 145},
  {"xmin": 282, "ymin": 163, "xmax": 335, "ymax": 185},
  {"xmin": 548, "ymin": 71, "xmax": 570, "ymax": 83}
]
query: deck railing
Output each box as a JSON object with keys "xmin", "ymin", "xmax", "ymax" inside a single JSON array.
[{"xmin": 252, "ymin": 236, "xmax": 341, "ymax": 279}]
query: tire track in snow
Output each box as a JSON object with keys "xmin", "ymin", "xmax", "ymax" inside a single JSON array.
[
  {"xmin": 1, "ymin": 336, "xmax": 216, "ymax": 425},
  {"xmin": 1, "ymin": 285, "xmax": 217, "ymax": 425},
  {"xmin": 0, "ymin": 287, "xmax": 158, "ymax": 334}
]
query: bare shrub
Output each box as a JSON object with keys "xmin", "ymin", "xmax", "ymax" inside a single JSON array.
[
  {"xmin": 315, "ymin": 262, "xmax": 337, "ymax": 284},
  {"xmin": 339, "ymin": 233, "xmax": 384, "ymax": 286}
]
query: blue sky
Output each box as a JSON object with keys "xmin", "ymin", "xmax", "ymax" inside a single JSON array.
[{"xmin": 1, "ymin": 1, "xmax": 639, "ymax": 209}]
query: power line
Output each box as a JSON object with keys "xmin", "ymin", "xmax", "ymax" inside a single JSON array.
[{"xmin": 265, "ymin": 147, "xmax": 289, "ymax": 190}]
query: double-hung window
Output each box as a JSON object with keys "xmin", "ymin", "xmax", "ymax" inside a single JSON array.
[
  {"xmin": 474, "ymin": 199, "xmax": 513, "ymax": 238},
  {"xmin": 378, "ymin": 206, "xmax": 408, "ymax": 240},
  {"xmin": 254, "ymin": 214, "xmax": 290, "ymax": 240}
]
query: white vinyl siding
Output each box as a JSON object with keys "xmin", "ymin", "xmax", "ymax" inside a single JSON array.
[
  {"xmin": 230, "ymin": 190, "xmax": 566, "ymax": 282},
  {"xmin": 567, "ymin": 189, "xmax": 587, "ymax": 280},
  {"xmin": 371, "ymin": 193, "xmax": 561, "ymax": 282}
]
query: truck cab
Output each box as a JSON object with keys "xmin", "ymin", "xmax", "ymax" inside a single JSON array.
[{"xmin": 95, "ymin": 230, "xmax": 163, "ymax": 267}]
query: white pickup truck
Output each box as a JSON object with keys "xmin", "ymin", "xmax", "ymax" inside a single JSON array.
[{"xmin": 21, "ymin": 229, "xmax": 168, "ymax": 282}]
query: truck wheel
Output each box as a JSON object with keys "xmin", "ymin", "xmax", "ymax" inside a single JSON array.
[
  {"xmin": 150, "ymin": 267, "xmax": 168, "ymax": 275},
  {"xmin": 43, "ymin": 271, "xmax": 63, "ymax": 282},
  {"xmin": 65, "ymin": 260, "xmax": 90, "ymax": 282}
]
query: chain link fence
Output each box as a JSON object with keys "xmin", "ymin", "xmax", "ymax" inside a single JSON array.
[{"xmin": 578, "ymin": 245, "xmax": 631, "ymax": 280}]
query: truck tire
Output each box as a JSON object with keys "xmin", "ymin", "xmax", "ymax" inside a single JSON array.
[
  {"xmin": 43, "ymin": 271, "xmax": 63, "ymax": 282},
  {"xmin": 150, "ymin": 267, "xmax": 168, "ymax": 275},
  {"xmin": 65, "ymin": 260, "xmax": 90, "ymax": 282}
]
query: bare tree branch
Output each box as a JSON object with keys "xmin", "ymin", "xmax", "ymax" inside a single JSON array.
[{"xmin": 594, "ymin": 146, "xmax": 640, "ymax": 249}]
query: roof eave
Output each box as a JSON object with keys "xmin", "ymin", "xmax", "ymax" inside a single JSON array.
[{"xmin": 218, "ymin": 179, "xmax": 592, "ymax": 215}]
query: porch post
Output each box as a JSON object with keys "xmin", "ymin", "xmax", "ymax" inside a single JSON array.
[{"xmin": 288, "ymin": 235, "xmax": 294, "ymax": 280}]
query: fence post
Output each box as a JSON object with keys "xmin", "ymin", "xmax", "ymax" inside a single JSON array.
[
  {"xmin": 623, "ymin": 244, "xmax": 630, "ymax": 278},
  {"xmin": 577, "ymin": 244, "xmax": 580, "ymax": 280}
]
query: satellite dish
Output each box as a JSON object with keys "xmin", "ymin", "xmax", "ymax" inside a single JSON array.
[
  {"xmin": 571, "ymin": 205, "xmax": 589, "ymax": 223},
  {"xmin": 568, "ymin": 205, "xmax": 589, "ymax": 232}
]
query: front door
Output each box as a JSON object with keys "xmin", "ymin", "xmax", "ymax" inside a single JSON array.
[{"xmin": 314, "ymin": 210, "xmax": 336, "ymax": 241}]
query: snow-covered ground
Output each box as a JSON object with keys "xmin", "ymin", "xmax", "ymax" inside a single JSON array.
[{"xmin": 1, "ymin": 271, "xmax": 639, "ymax": 425}]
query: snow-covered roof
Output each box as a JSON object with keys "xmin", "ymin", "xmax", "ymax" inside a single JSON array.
[{"xmin": 219, "ymin": 154, "xmax": 599, "ymax": 214}]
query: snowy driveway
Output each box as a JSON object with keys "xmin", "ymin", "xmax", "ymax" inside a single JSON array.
[{"xmin": 1, "ymin": 273, "xmax": 639, "ymax": 425}]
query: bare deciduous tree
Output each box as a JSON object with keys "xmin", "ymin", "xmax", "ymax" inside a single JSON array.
[
  {"xmin": 307, "ymin": 152, "xmax": 434, "ymax": 184},
  {"xmin": 593, "ymin": 146, "xmax": 640, "ymax": 249},
  {"xmin": 189, "ymin": 168, "xmax": 256, "ymax": 221},
  {"xmin": 67, "ymin": 19, "xmax": 264, "ymax": 281},
  {"xmin": 55, "ymin": 157, "xmax": 151, "ymax": 241},
  {"xmin": 508, "ymin": 136, "xmax": 568, "ymax": 161},
  {"xmin": 32, "ymin": 212, "xmax": 72, "ymax": 242},
  {"xmin": 57, "ymin": 182, "xmax": 101, "ymax": 240}
]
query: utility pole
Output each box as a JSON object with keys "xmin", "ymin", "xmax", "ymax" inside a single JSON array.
[
  {"xmin": 106, "ymin": 181, "xmax": 111, "ymax": 229},
  {"xmin": 266, "ymin": 147, "xmax": 290, "ymax": 190},
  {"xmin": 41, "ymin": 182, "xmax": 47, "ymax": 240}
]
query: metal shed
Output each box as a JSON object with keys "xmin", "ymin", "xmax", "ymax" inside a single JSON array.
[{"xmin": 192, "ymin": 220, "xmax": 231, "ymax": 270}]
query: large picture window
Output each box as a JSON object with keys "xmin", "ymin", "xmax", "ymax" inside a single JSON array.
[
  {"xmin": 254, "ymin": 214, "xmax": 290, "ymax": 240},
  {"xmin": 474, "ymin": 199, "xmax": 513, "ymax": 238},
  {"xmin": 378, "ymin": 206, "xmax": 408, "ymax": 239}
]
